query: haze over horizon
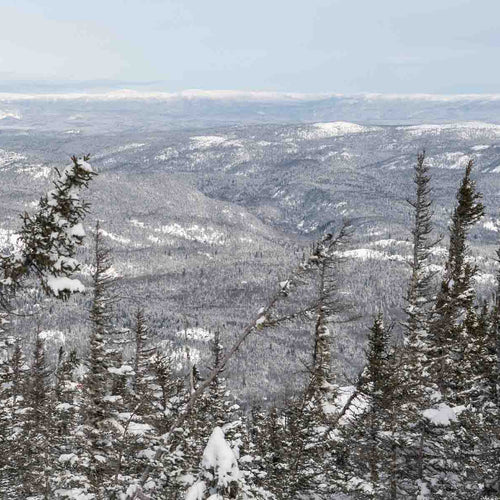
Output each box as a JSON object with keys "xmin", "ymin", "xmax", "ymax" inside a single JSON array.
[
  {"xmin": 1, "ymin": 0, "xmax": 499, "ymax": 95},
  {"xmin": 2, "ymin": 83, "xmax": 500, "ymax": 99}
]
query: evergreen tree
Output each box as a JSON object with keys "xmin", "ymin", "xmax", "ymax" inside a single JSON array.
[
  {"xmin": 54, "ymin": 347, "xmax": 80, "ymax": 436},
  {"xmin": 171, "ymin": 330, "xmax": 247, "ymax": 497},
  {"xmin": 461, "ymin": 250, "xmax": 500, "ymax": 496},
  {"xmin": 80, "ymin": 221, "xmax": 125, "ymax": 497},
  {"xmin": 185, "ymin": 426, "xmax": 249, "ymax": 500},
  {"xmin": 51, "ymin": 348, "xmax": 89, "ymax": 499},
  {"xmin": 17, "ymin": 332, "xmax": 57, "ymax": 498},
  {"xmin": 206, "ymin": 328, "xmax": 226, "ymax": 428},
  {"xmin": 0, "ymin": 156, "xmax": 96, "ymax": 497},
  {"xmin": 149, "ymin": 351, "xmax": 184, "ymax": 431},
  {"xmin": 113, "ymin": 308, "xmax": 159, "ymax": 496},
  {"xmin": 429, "ymin": 159, "xmax": 484, "ymax": 403},
  {"xmin": 0, "ymin": 340, "xmax": 27, "ymax": 495},
  {"xmin": 251, "ymin": 406, "xmax": 287, "ymax": 498},
  {"xmin": 310, "ymin": 231, "xmax": 344, "ymax": 394},
  {"xmin": 83, "ymin": 221, "xmax": 117, "ymax": 428},
  {"xmin": 423, "ymin": 160, "xmax": 487, "ymax": 497},
  {"xmin": 341, "ymin": 314, "xmax": 401, "ymax": 498},
  {"xmin": 1, "ymin": 155, "xmax": 95, "ymax": 301},
  {"xmin": 397, "ymin": 151, "xmax": 441, "ymax": 497},
  {"xmin": 133, "ymin": 308, "xmax": 155, "ymax": 403},
  {"xmin": 403, "ymin": 150, "xmax": 438, "ymax": 368}
]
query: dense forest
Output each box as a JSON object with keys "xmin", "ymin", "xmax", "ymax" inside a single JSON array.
[{"xmin": 0, "ymin": 152, "xmax": 499, "ymax": 500}]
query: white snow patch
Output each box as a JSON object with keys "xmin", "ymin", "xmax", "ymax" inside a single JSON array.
[
  {"xmin": 154, "ymin": 146, "xmax": 179, "ymax": 161},
  {"xmin": 0, "ymin": 149, "xmax": 26, "ymax": 168},
  {"xmin": 156, "ymin": 223, "xmax": 225, "ymax": 245},
  {"xmin": 31, "ymin": 165, "xmax": 52, "ymax": 179},
  {"xmin": 297, "ymin": 122, "xmax": 376, "ymax": 140},
  {"xmin": 339, "ymin": 248, "xmax": 408, "ymax": 263},
  {"xmin": 483, "ymin": 220, "xmax": 499, "ymax": 232},
  {"xmin": 108, "ymin": 365, "xmax": 135, "ymax": 376},
  {"xmin": 416, "ymin": 480, "xmax": 431, "ymax": 500},
  {"xmin": 148, "ymin": 235, "xmax": 161, "ymax": 244},
  {"xmin": 185, "ymin": 481, "xmax": 206, "ymax": 500},
  {"xmin": 99, "ymin": 229, "xmax": 131, "ymax": 245},
  {"xmin": 323, "ymin": 385, "xmax": 367, "ymax": 422},
  {"xmin": 39, "ymin": 330, "xmax": 65, "ymax": 345},
  {"xmin": 190, "ymin": 136, "xmax": 227, "ymax": 149},
  {"xmin": 138, "ymin": 449, "xmax": 157, "ymax": 460},
  {"xmin": 176, "ymin": 327, "xmax": 214, "ymax": 342},
  {"xmin": 54, "ymin": 489, "xmax": 94, "ymax": 500},
  {"xmin": 128, "ymin": 422, "xmax": 154, "ymax": 435},
  {"xmin": 0, "ymin": 227, "xmax": 21, "ymax": 249},
  {"xmin": 58, "ymin": 453, "xmax": 77, "ymax": 464},
  {"xmin": 0, "ymin": 110, "xmax": 21, "ymax": 120},
  {"xmin": 201, "ymin": 427, "xmax": 242, "ymax": 486},
  {"xmin": 46, "ymin": 277, "xmax": 85, "ymax": 296},
  {"xmin": 422, "ymin": 403, "xmax": 464, "ymax": 426},
  {"xmin": 255, "ymin": 316, "xmax": 267, "ymax": 327},
  {"xmin": 130, "ymin": 219, "xmax": 145, "ymax": 228},
  {"xmin": 103, "ymin": 395, "xmax": 123, "ymax": 403},
  {"xmin": 157, "ymin": 340, "xmax": 201, "ymax": 370},
  {"xmin": 105, "ymin": 143, "xmax": 146, "ymax": 154},
  {"xmin": 369, "ymin": 239, "xmax": 411, "ymax": 248},
  {"xmin": 56, "ymin": 402, "xmax": 73, "ymax": 411},
  {"xmin": 423, "ymin": 151, "xmax": 472, "ymax": 170},
  {"xmin": 401, "ymin": 122, "xmax": 500, "ymax": 139}
]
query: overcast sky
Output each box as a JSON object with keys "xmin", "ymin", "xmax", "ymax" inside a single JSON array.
[{"xmin": 1, "ymin": 0, "xmax": 498, "ymax": 94}]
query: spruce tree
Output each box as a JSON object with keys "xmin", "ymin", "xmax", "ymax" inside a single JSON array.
[
  {"xmin": 149, "ymin": 351, "xmax": 184, "ymax": 431},
  {"xmin": 0, "ymin": 157, "xmax": 96, "ymax": 494},
  {"xmin": 114, "ymin": 308, "xmax": 159, "ymax": 495},
  {"xmin": 462, "ymin": 250, "xmax": 500, "ymax": 496},
  {"xmin": 54, "ymin": 347, "xmax": 80, "ymax": 436},
  {"xmin": 308, "ymin": 226, "xmax": 350, "ymax": 397},
  {"xmin": 83, "ymin": 221, "xmax": 117, "ymax": 428},
  {"xmin": 340, "ymin": 314, "xmax": 401, "ymax": 498},
  {"xmin": 185, "ymin": 426, "xmax": 248, "ymax": 500},
  {"xmin": 404, "ymin": 150, "xmax": 438, "ymax": 352},
  {"xmin": 0, "ymin": 340, "xmax": 27, "ymax": 495},
  {"xmin": 1, "ymin": 155, "xmax": 95, "ymax": 301},
  {"xmin": 429, "ymin": 159, "xmax": 484, "ymax": 403},
  {"xmin": 52, "ymin": 348, "xmax": 88, "ymax": 499},
  {"xmin": 80, "ymin": 221, "xmax": 124, "ymax": 497},
  {"xmin": 424, "ymin": 160, "xmax": 486, "ymax": 497},
  {"xmin": 397, "ymin": 151, "xmax": 441, "ymax": 497},
  {"xmin": 133, "ymin": 307, "xmax": 155, "ymax": 405},
  {"xmin": 252, "ymin": 406, "xmax": 287, "ymax": 498},
  {"xmin": 18, "ymin": 332, "xmax": 57, "ymax": 498}
]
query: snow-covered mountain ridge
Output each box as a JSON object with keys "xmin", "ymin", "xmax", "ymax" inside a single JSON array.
[{"xmin": 3, "ymin": 89, "xmax": 500, "ymax": 130}]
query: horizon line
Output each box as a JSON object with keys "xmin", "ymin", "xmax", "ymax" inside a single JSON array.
[{"xmin": 2, "ymin": 88, "xmax": 500, "ymax": 102}]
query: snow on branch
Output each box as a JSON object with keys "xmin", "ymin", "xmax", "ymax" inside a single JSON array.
[{"xmin": 1, "ymin": 155, "xmax": 96, "ymax": 302}]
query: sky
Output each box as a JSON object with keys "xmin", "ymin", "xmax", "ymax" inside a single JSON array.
[{"xmin": 0, "ymin": 0, "xmax": 499, "ymax": 94}]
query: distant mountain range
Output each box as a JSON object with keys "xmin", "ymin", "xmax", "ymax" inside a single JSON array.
[{"xmin": 2, "ymin": 88, "xmax": 500, "ymax": 130}]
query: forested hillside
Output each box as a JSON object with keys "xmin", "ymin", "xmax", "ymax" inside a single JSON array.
[
  {"xmin": 2, "ymin": 117, "xmax": 500, "ymax": 401},
  {"xmin": 0, "ymin": 151, "xmax": 498, "ymax": 499}
]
